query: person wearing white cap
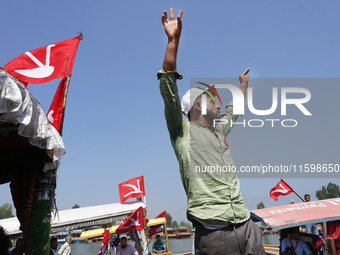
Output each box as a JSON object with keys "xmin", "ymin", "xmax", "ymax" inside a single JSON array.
[{"xmin": 157, "ymin": 8, "xmax": 265, "ymax": 255}]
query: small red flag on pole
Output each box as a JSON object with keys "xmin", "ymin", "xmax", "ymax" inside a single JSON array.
[
  {"xmin": 98, "ymin": 230, "xmax": 110, "ymax": 255},
  {"xmin": 118, "ymin": 176, "xmax": 145, "ymax": 203},
  {"xmin": 155, "ymin": 210, "xmax": 167, "ymax": 221},
  {"xmin": 47, "ymin": 77, "xmax": 67, "ymax": 133},
  {"xmin": 116, "ymin": 206, "xmax": 144, "ymax": 234},
  {"xmin": 149, "ymin": 210, "xmax": 167, "ymax": 237},
  {"xmin": 270, "ymin": 179, "xmax": 294, "ymax": 201}
]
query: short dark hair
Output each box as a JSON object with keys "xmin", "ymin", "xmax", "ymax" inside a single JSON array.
[
  {"xmin": 50, "ymin": 237, "xmax": 57, "ymax": 243},
  {"xmin": 121, "ymin": 237, "xmax": 127, "ymax": 241},
  {"xmin": 286, "ymin": 226, "xmax": 299, "ymax": 235},
  {"xmin": 304, "ymin": 194, "xmax": 310, "ymax": 198},
  {"xmin": 156, "ymin": 235, "xmax": 161, "ymax": 238}
]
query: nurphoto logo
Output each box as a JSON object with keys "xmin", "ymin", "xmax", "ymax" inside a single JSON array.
[{"xmin": 197, "ymin": 83, "xmax": 312, "ymax": 128}]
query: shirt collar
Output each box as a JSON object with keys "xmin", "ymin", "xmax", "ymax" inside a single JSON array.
[{"xmin": 191, "ymin": 121, "xmax": 216, "ymax": 132}]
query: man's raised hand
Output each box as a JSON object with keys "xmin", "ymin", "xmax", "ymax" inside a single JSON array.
[
  {"xmin": 162, "ymin": 8, "xmax": 183, "ymax": 42},
  {"xmin": 239, "ymin": 68, "xmax": 250, "ymax": 85},
  {"xmin": 239, "ymin": 68, "xmax": 250, "ymax": 97}
]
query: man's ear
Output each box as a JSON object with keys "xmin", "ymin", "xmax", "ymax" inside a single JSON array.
[{"xmin": 194, "ymin": 100, "xmax": 202, "ymax": 111}]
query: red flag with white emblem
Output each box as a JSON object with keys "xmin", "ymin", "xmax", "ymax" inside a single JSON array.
[
  {"xmin": 47, "ymin": 77, "xmax": 67, "ymax": 133},
  {"xmin": 270, "ymin": 179, "xmax": 294, "ymax": 201},
  {"xmin": 149, "ymin": 225, "xmax": 165, "ymax": 237},
  {"xmin": 118, "ymin": 176, "xmax": 145, "ymax": 203},
  {"xmin": 3, "ymin": 35, "xmax": 81, "ymax": 85},
  {"xmin": 98, "ymin": 230, "xmax": 110, "ymax": 255},
  {"xmin": 149, "ymin": 210, "xmax": 167, "ymax": 237},
  {"xmin": 116, "ymin": 206, "xmax": 144, "ymax": 234}
]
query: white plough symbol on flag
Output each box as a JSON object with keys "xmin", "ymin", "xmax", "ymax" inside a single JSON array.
[
  {"xmin": 271, "ymin": 184, "xmax": 290, "ymax": 194},
  {"xmin": 14, "ymin": 44, "xmax": 55, "ymax": 78},
  {"xmin": 121, "ymin": 211, "xmax": 141, "ymax": 229},
  {"xmin": 47, "ymin": 110, "xmax": 55, "ymax": 124},
  {"xmin": 123, "ymin": 180, "xmax": 143, "ymax": 197}
]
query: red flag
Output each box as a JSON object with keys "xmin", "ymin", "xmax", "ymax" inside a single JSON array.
[
  {"xmin": 118, "ymin": 176, "xmax": 145, "ymax": 203},
  {"xmin": 98, "ymin": 230, "xmax": 110, "ymax": 255},
  {"xmin": 47, "ymin": 77, "xmax": 67, "ymax": 132},
  {"xmin": 149, "ymin": 210, "xmax": 167, "ymax": 237},
  {"xmin": 4, "ymin": 35, "xmax": 80, "ymax": 85},
  {"xmin": 289, "ymin": 200, "xmax": 295, "ymax": 204},
  {"xmin": 116, "ymin": 206, "xmax": 144, "ymax": 234},
  {"xmin": 155, "ymin": 211, "xmax": 167, "ymax": 222},
  {"xmin": 149, "ymin": 225, "xmax": 165, "ymax": 237},
  {"xmin": 270, "ymin": 179, "xmax": 294, "ymax": 201}
]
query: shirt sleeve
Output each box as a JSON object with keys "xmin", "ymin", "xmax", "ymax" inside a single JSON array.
[
  {"xmin": 158, "ymin": 69, "xmax": 184, "ymax": 140},
  {"xmin": 131, "ymin": 246, "xmax": 139, "ymax": 255},
  {"xmin": 215, "ymin": 100, "xmax": 239, "ymax": 137},
  {"xmin": 281, "ymin": 238, "xmax": 288, "ymax": 252}
]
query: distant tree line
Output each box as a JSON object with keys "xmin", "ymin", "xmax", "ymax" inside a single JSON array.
[
  {"xmin": 166, "ymin": 212, "xmax": 192, "ymax": 229},
  {"xmin": 0, "ymin": 203, "xmax": 14, "ymax": 219},
  {"xmin": 316, "ymin": 182, "xmax": 340, "ymax": 200}
]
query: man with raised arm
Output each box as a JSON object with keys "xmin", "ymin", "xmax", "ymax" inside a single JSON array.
[{"xmin": 158, "ymin": 8, "xmax": 265, "ymax": 255}]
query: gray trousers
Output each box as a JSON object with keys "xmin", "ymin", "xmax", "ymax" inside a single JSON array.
[{"xmin": 194, "ymin": 219, "xmax": 266, "ymax": 255}]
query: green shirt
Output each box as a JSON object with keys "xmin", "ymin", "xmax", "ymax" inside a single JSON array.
[{"xmin": 158, "ymin": 69, "xmax": 250, "ymax": 225}]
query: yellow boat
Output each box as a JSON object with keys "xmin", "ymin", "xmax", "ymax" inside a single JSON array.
[{"xmin": 80, "ymin": 217, "xmax": 192, "ymax": 255}]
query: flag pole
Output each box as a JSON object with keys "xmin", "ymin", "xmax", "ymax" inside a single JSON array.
[
  {"xmin": 59, "ymin": 75, "xmax": 71, "ymax": 136},
  {"xmin": 293, "ymin": 190, "xmax": 305, "ymax": 202},
  {"xmin": 142, "ymin": 196, "xmax": 149, "ymax": 254},
  {"xmin": 59, "ymin": 52, "xmax": 72, "ymax": 136}
]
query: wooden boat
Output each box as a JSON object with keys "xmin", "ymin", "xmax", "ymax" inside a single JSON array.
[{"xmin": 251, "ymin": 197, "xmax": 340, "ymax": 255}]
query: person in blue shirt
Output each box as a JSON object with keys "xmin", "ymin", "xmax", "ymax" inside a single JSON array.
[
  {"xmin": 281, "ymin": 227, "xmax": 313, "ymax": 255},
  {"xmin": 152, "ymin": 235, "xmax": 167, "ymax": 254}
]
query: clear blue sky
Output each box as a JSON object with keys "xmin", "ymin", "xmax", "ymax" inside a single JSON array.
[{"xmin": 1, "ymin": 0, "xmax": 339, "ymax": 223}]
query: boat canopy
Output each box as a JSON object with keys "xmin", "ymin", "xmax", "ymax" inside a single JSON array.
[
  {"xmin": 250, "ymin": 198, "xmax": 340, "ymax": 231},
  {"xmin": 81, "ymin": 225, "xmax": 119, "ymax": 239},
  {"xmin": 147, "ymin": 217, "xmax": 166, "ymax": 227},
  {"xmin": 0, "ymin": 69, "xmax": 66, "ymax": 173},
  {"xmin": 0, "ymin": 201, "xmax": 145, "ymax": 235},
  {"xmin": 80, "ymin": 216, "xmax": 167, "ymax": 240}
]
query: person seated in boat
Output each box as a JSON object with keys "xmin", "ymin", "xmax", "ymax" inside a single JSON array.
[
  {"xmin": 117, "ymin": 237, "xmax": 138, "ymax": 255},
  {"xmin": 281, "ymin": 227, "xmax": 313, "ymax": 255},
  {"xmin": 152, "ymin": 235, "xmax": 167, "ymax": 254}
]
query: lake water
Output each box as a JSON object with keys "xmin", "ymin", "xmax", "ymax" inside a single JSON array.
[{"xmin": 68, "ymin": 235, "xmax": 279, "ymax": 255}]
